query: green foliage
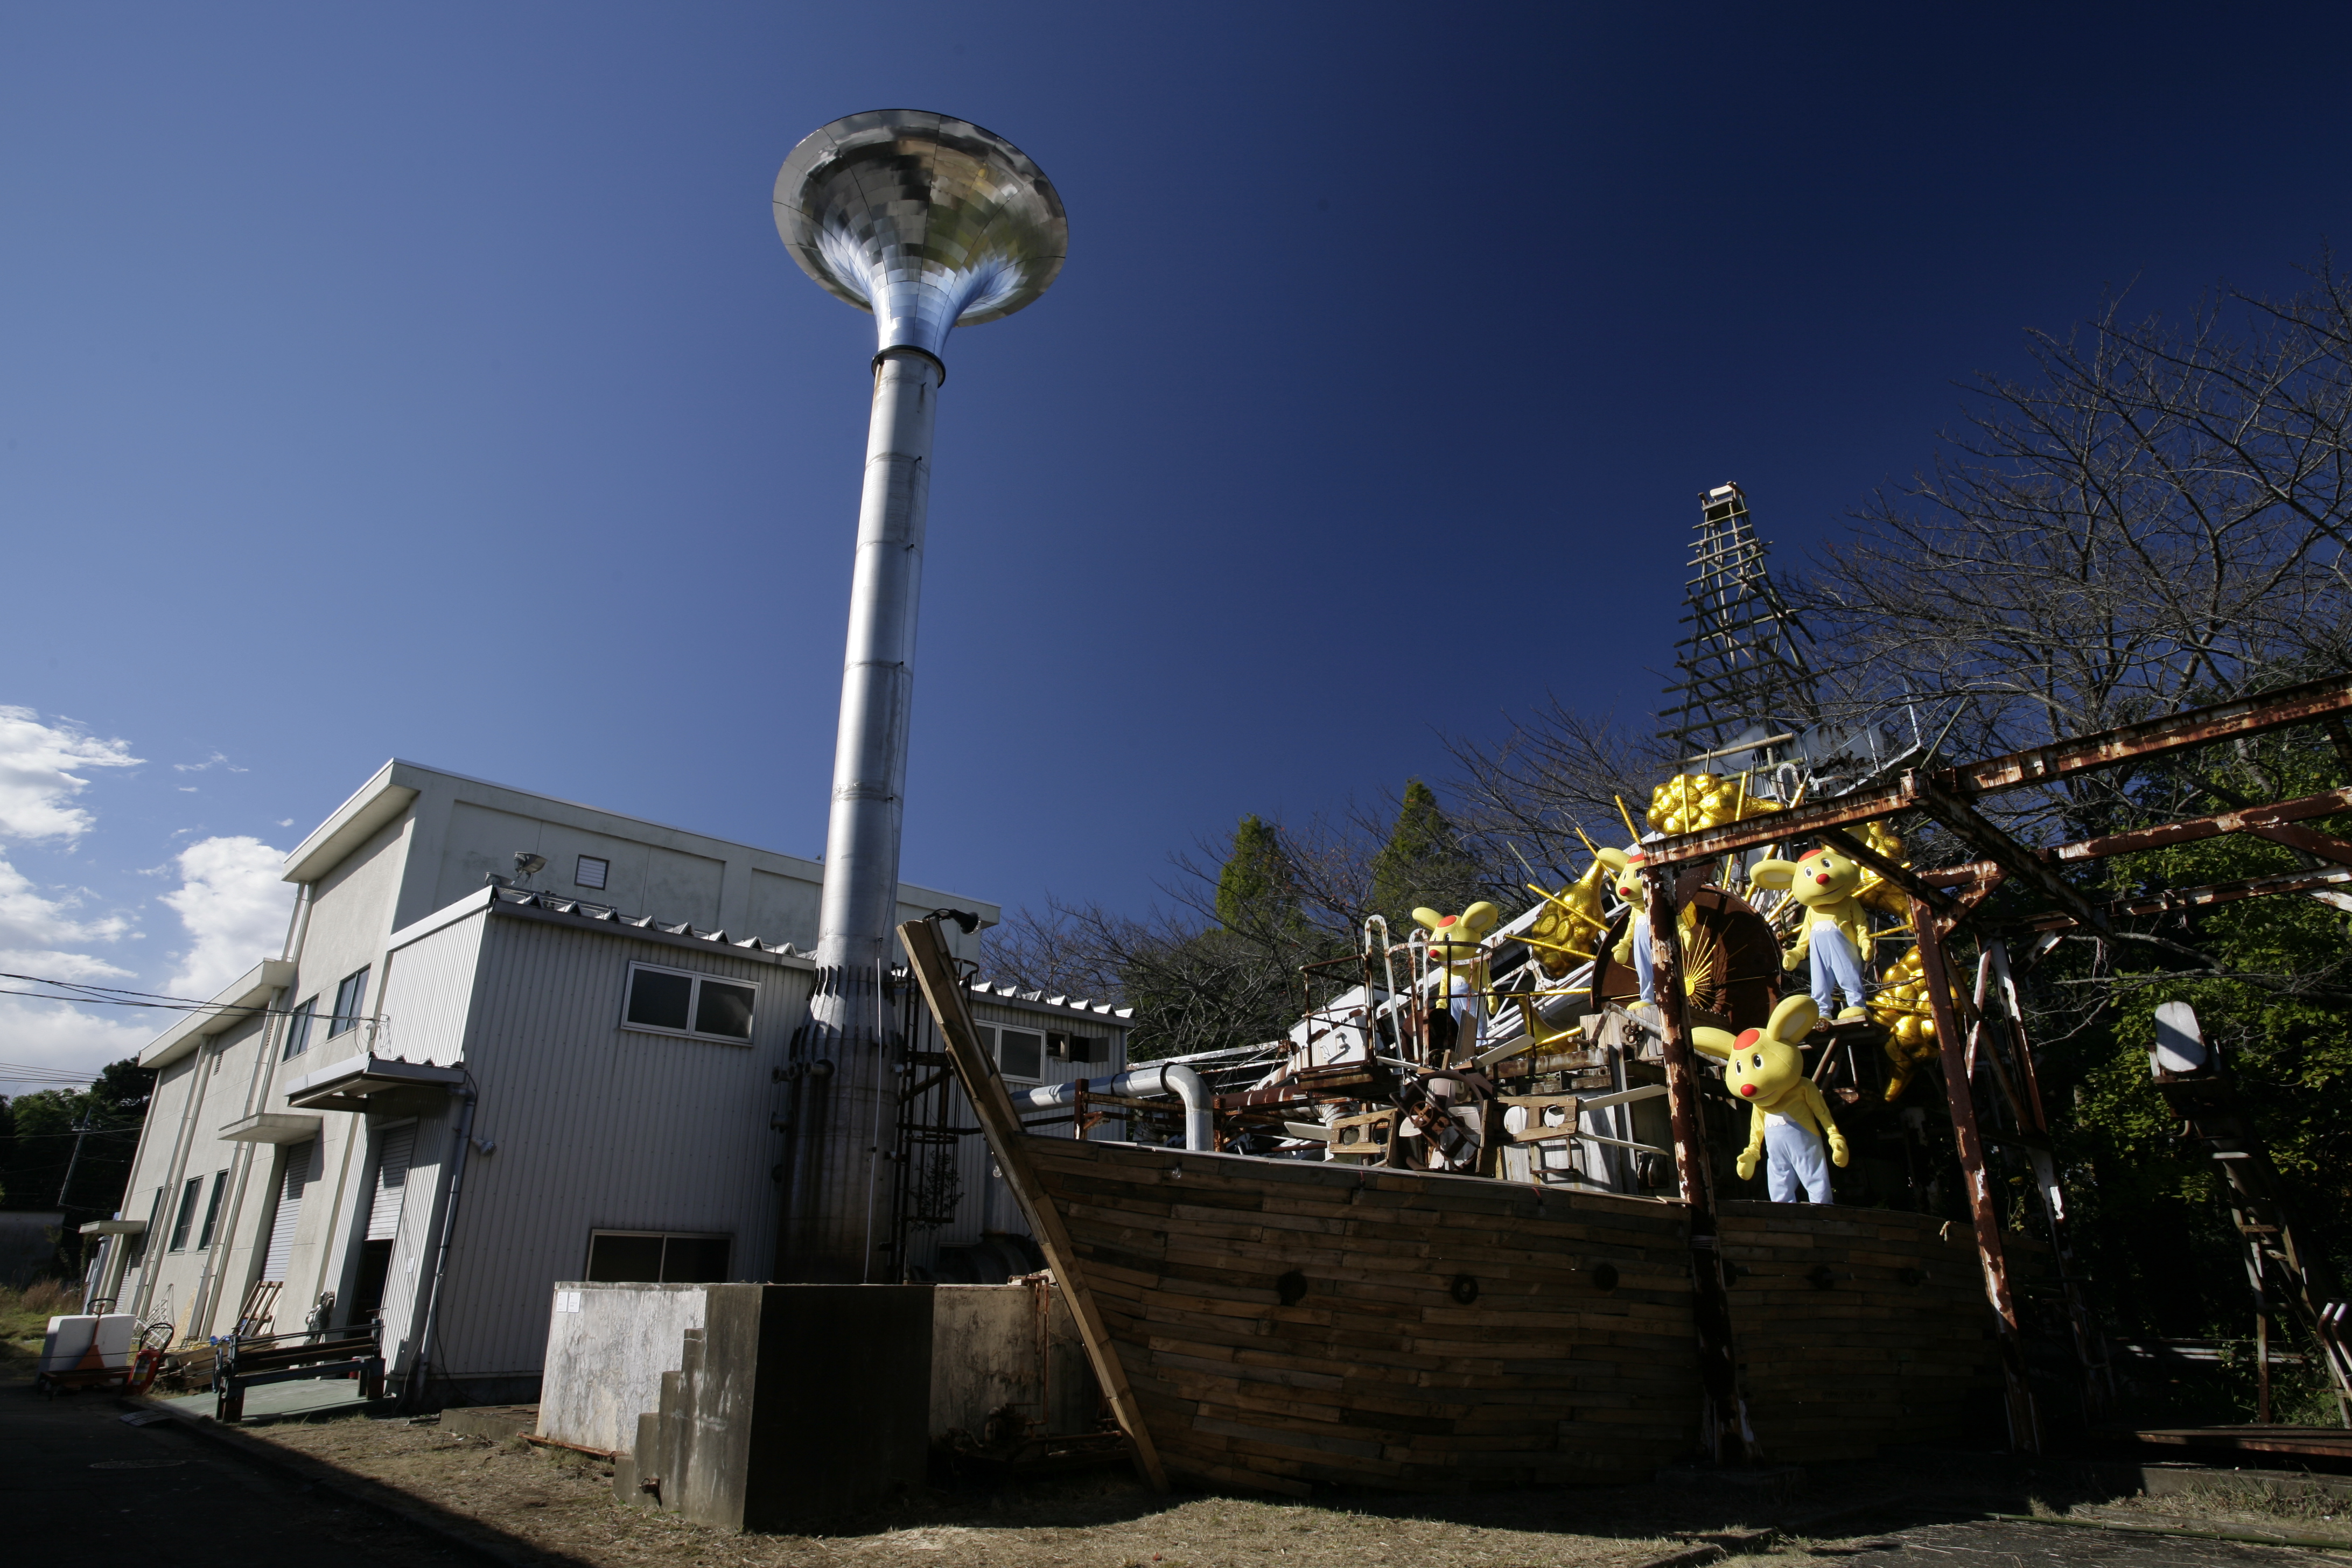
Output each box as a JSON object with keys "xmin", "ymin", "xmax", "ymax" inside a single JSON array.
[
  {"xmin": 1369, "ymin": 780, "xmax": 1480, "ymax": 928},
  {"xmin": 1215, "ymin": 815, "xmax": 1298, "ymax": 933},
  {"xmin": 2030, "ymin": 732, "xmax": 2352, "ymax": 1346},
  {"xmin": 0, "ymin": 1058, "xmax": 155, "ymax": 1223}
]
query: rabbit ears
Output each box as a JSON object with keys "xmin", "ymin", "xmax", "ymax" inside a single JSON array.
[
  {"xmin": 1413, "ymin": 901, "xmax": 1500, "ymax": 941},
  {"xmin": 1765, "ymin": 993, "xmax": 1820, "ymax": 1041},
  {"xmin": 1691, "ymin": 995, "xmax": 1819, "ymax": 1060}
]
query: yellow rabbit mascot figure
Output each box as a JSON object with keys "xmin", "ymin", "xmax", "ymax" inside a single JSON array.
[
  {"xmin": 1413, "ymin": 901, "xmax": 1500, "ymax": 1060},
  {"xmin": 1693, "ymin": 995, "xmax": 1850, "ymax": 1204},
  {"xmin": 1749, "ymin": 845, "xmax": 1875, "ymax": 1021}
]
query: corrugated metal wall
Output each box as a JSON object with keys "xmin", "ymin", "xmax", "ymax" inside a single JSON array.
[
  {"xmin": 378, "ymin": 913, "xmax": 485, "ymax": 1066},
  {"xmin": 418, "ymin": 912, "xmax": 814, "ymax": 1383}
]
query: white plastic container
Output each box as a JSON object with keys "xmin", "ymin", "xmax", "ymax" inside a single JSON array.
[{"xmin": 39, "ymin": 1313, "xmax": 135, "ymax": 1373}]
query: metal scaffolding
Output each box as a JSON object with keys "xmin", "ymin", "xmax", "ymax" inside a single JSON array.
[
  {"xmin": 1642, "ymin": 671, "xmax": 2352, "ymax": 1453},
  {"xmin": 1660, "ymin": 482, "xmax": 1822, "ymax": 765}
]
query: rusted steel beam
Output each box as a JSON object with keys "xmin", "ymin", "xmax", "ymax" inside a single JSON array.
[
  {"xmin": 1915, "ymin": 776, "xmax": 2111, "ymax": 934},
  {"xmin": 1642, "ymin": 865, "xmax": 1756, "ymax": 1465},
  {"xmin": 1951, "ymin": 672, "xmax": 2352, "ymax": 793},
  {"xmin": 2250, "ymin": 822, "xmax": 2352, "ymax": 868},
  {"xmin": 1817, "ymin": 825, "xmax": 1957, "ymax": 915},
  {"xmin": 1647, "ymin": 675, "xmax": 2352, "ymax": 869},
  {"xmin": 2051, "ymin": 786, "xmax": 2352, "ymax": 863},
  {"xmin": 1910, "ymin": 903, "xmax": 2042, "ymax": 1452},
  {"xmin": 1640, "ymin": 775, "xmax": 1921, "ymax": 867},
  {"xmin": 2021, "ymin": 864, "xmax": 2352, "ymax": 930},
  {"xmin": 1976, "ymin": 941, "xmax": 2116, "ymax": 1423}
]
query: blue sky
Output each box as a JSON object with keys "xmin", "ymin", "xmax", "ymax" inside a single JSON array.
[{"xmin": 6, "ymin": 3, "xmax": 2351, "ymax": 1086}]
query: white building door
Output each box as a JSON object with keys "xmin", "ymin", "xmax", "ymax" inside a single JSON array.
[{"xmin": 368, "ymin": 1126, "xmax": 415, "ymax": 1242}]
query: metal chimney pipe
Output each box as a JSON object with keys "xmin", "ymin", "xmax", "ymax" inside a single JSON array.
[{"xmin": 771, "ymin": 111, "xmax": 1066, "ymax": 1279}]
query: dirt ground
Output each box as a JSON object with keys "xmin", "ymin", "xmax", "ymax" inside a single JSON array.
[{"xmin": 240, "ymin": 1414, "xmax": 2352, "ymax": 1568}]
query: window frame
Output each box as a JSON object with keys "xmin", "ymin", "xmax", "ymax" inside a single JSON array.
[
  {"xmin": 282, "ymin": 996, "xmax": 318, "ymax": 1060},
  {"xmin": 575, "ymin": 855, "xmax": 610, "ymax": 890},
  {"xmin": 328, "ymin": 967, "xmax": 370, "ymax": 1038},
  {"xmin": 168, "ymin": 1175, "xmax": 202, "ymax": 1251},
  {"xmin": 195, "ymin": 1169, "xmax": 229, "ymax": 1251},
  {"xmin": 980, "ymin": 1023, "xmax": 1047, "ymax": 1084},
  {"xmin": 583, "ymin": 1228, "xmax": 733, "ymax": 1284},
  {"xmin": 618, "ymin": 961, "xmax": 759, "ymax": 1046}
]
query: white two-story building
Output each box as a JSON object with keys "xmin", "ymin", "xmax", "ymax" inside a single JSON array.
[{"xmin": 90, "ymin": 760, "xmax": 1127, "ymax": 1405}]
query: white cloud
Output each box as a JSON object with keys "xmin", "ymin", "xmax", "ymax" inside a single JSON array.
[
  {"xmin": 0, "ymin": 856, "xmax": 132, "ymax": 981},
  {"xmin": 0, "ymin": 706, "xmax": 142, "ymax": 842},
  {"xmin": 172, "ymin": 750, "xmax": 244, "ymax": 774},
  {"xmin": 0, "ymin": 995, "xmax": 154, "ymax": 1089},
  {"xmin": 160, "ymin": 835, "xmax": 290, "ymax": 999}
]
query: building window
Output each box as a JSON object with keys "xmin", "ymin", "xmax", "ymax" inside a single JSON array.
[
  {"xmin": 576, "ymin": 855, "xmax": 609, "ymax": 890},
  {"xmin": 621, "ymin": 963, "xmax": 755, "ymax": 1043},
  {"xmin": 168, "ymin": 1176, "xmax": 202, "ymax": 1251},
  {"xmin": 282, "ymin": 997, "xmax": 317, "ymax": 1060},
  {"xmin": 585, "ymin": 1230, "xmax": 731, "ymax": 1284},
  {"xmin": 195, "ymin": 1170, "xmax": 229, "ymax": 1251},
  {"xmin": 330, "ymin": 967, "xmax": 370, "ymax": 1037},
  {"xmin": 1050, "ymin": 1031, "xmax": 1108, "ymax": 1063},
  {"xmin": 976, "ymin": 1024, "xmax": 1045, "ymax": 1081}
]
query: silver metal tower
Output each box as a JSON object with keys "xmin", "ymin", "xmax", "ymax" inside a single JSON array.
[{"xmin": 772, "ymin": 110, "xmax": 1066, "ymax": 1279}]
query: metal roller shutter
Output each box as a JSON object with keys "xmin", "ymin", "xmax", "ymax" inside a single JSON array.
[
  {"xmin": 260, "ymin": 1140, "xmax": 317, "ymax": 1283},
  {"xmin": 367, "ymin": 1126, "xmax": 415, "ymax": 1242}
]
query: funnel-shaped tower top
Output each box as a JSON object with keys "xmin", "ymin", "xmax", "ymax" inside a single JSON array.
[{"xmin": 774, "ymin": 110, "xmax": 1067, "ymax": 363}]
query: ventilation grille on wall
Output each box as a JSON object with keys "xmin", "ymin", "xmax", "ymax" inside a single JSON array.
[{"xmin": 576, "ymin": 856, "xmax": 610, "ymax": 890}]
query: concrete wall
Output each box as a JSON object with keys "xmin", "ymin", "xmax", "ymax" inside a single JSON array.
[
  {"xmin": 540, "ymin": 1282, "xmax": 710, "ymax": 1453},
  {"xmin": 542, "ymin": 1279, "xmax": 1098, "ymax": 1455}
]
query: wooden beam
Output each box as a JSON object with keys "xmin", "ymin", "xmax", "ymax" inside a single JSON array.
[{"xmin": 897, "ymin": 919, "xmax": 1169, "ymax": 1490}]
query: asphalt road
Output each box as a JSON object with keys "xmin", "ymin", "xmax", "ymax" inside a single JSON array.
[{"xmin": 0, "ymin": 1377, "xmax": 474, "ymax": 1566}]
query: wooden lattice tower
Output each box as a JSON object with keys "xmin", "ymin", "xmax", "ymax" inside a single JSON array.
[{"xmin": 1660, "ymin": 482, "xmax": 1821, "ymax": 762}]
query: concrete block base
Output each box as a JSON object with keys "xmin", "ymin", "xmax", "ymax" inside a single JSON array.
[{"xmin": 615, "ymin": 1284, "xmax": 933, "ymax": 1533}]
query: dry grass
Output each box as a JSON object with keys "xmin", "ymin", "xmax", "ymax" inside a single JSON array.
[
  {"xmin": 0, "ymin": 1279, "xmax": 81, "ymax": 1373},
  {"xmin": 249, "ymin": 1417, "xmax": 1769, "ymax": 1568},
  {"xmin": 239, "ymin": 1413, "xmax": 2352, "ymax": 1567}
]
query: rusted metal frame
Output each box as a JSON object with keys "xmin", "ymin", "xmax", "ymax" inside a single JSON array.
[
  {"xmin": 1642, "ymin": 865, "xmax": 1756, "ymax": 1464},
  {"xmin": 1648, "ymin": 674, "xmax": 2352, "ymax": 870},
  {"xmin": 1644, "ymin": 775, "xmax": 1921, "ymax": 867},
  {"xmin": 1909, "ymin": 898, "xmax": 2042, "ymax": 1453},
  {"xmin": 1977, "ymin": 940, "xmax": 2115, "ymax": 1422},
  {"xmin": 897, "ymin": 918, "xmax": 1170, "ymax": 1490},
  {"xmin": 1914, "ymin": 776, "xmax": 2111, "ymax": 935},
  {"xmin": 1951, "ymin": 671, "xmax": 2352, "ymax": 793},
  {"xmin": 2018, "ymin": 864, "xmax": 2352, "ymax": 931},
  {"xmin": 2049, "ymin": 786, "xmax": 2352, "ymax": 863},
  {"xmin": 1816, "ymin": 825, "xmax": 1958, "ymax": 915},
  {"xmin": 2249, "ymin": 821, "xmax": 2352, "ymax": 867}
]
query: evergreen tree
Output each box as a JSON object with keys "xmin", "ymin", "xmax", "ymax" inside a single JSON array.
[
  {"xmin": 1369, "ymin": 779, "xmax": 1479, "ymax": 924},
  {"xmin": 1215, "ymin": 815, "xmax": 1296, "ymax": 932}
]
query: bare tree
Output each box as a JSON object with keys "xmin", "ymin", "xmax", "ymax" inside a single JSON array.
[{"xmin": 1798, "ymin": 259, "xmax": 2352, "ymax": 835}]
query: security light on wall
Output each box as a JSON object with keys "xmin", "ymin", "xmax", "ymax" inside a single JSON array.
[{"xmin": 513, "ymin": 852, "xmax": 547, "ymax": 883}]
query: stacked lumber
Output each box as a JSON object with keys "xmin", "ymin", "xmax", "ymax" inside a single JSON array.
[
  {"xmin": 1025, "ymin": 1136, "xmax": 1700, "ymax": 1494},
  {"xmin": 1716, "ymin": 1200, "xmax": 2005, "ymax": 1462}
]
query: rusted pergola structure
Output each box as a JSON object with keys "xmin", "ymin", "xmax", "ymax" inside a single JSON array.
[{"xmin": 1635, "ymin": 672, "xmax": 2352, "ymax": 1458}]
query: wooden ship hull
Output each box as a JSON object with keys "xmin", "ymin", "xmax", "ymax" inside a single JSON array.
[{"xmin": 1019, "ymin": 1132, "xmax": 2003, "ymax": 1494}]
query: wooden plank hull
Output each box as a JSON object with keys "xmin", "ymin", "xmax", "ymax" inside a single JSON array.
[{"xmin": 1026, "ymin": 1136, "xmax": 2004, "ymax": 1494}]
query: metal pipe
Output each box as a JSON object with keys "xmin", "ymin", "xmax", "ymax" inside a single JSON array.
[
  {"xmin": 402, "ymin": 1084, "xmax": 477, "ymax": 1411},
  {"xmin": 1015, "ymin": 1064, "xmax": 1213, "ymax": 1152}
]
